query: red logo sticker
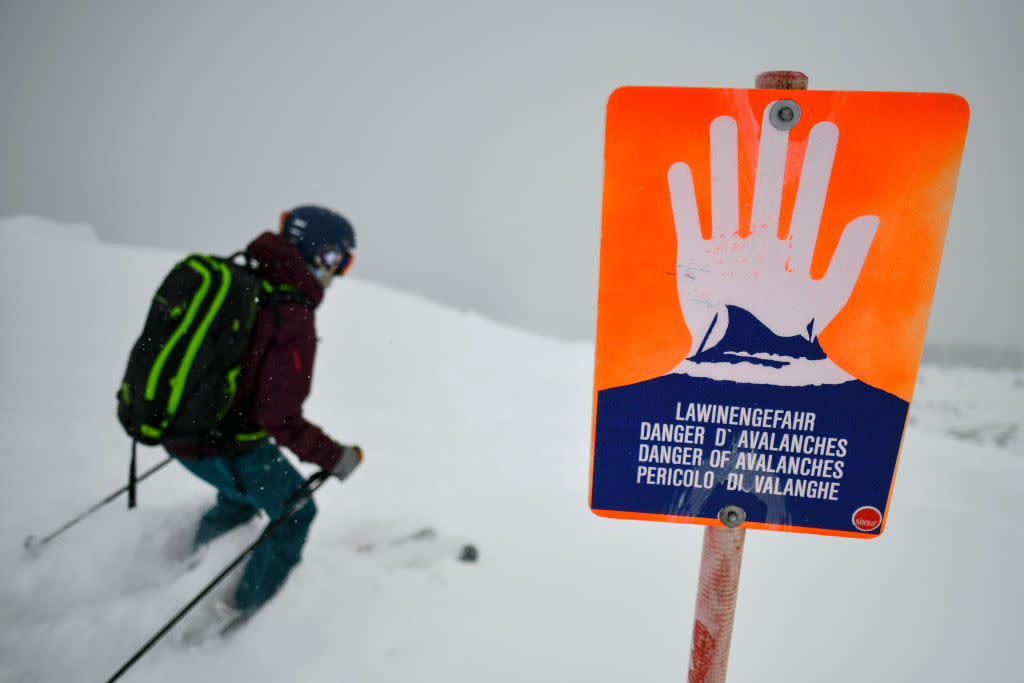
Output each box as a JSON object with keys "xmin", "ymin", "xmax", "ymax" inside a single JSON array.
[{"xmin": 852, "ymin": 506, "xmax": 883, "ymax": 532}]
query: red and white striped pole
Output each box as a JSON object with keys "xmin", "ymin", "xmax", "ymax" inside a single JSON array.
[
  {"xmin": 685, "ymin": 70, "xmax": 808, "ymax": 683},
  {"xmin": 687, "ymin": 514, "xmax": 746, "ymax": 683}
]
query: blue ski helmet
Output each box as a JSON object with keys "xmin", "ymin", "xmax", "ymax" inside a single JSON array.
[{"xmin": 280, "ymin": 205, "xmax": 356, "ymax": 270}]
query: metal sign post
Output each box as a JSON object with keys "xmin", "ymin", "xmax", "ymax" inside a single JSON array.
[
  {"xmin": 685, "ymin": 70, "xmax": 807, "ymax": 683},
  {"xmin": 688, "ymin": 518, "xmax": 746, "ymax": 682}
]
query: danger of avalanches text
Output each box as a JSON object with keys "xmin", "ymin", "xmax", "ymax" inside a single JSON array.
[{"xmin": 634, "ymin": 402, "xmax": 848, "ymax": 501}]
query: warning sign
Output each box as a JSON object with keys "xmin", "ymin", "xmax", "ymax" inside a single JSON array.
[{"xmin": 589, "ymin": 87, "xmax": 969, "ymax": 537}]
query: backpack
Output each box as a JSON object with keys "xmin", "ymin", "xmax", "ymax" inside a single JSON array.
[{"xmin": 116, "ymin": 252, "xmax": 311, "ymax": 506}]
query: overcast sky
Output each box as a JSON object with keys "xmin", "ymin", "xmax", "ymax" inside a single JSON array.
[{"xmin": 1, "ymin": 0, "xmax": 1021, "ymax": 349}]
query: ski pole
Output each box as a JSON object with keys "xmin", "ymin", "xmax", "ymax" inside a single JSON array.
[
  {"xmin": 105, "ymin": 470, "xmax": 331, "ymax": 683},
  {"xmin": 24, "ymin": 456, "xmax": 174, "ymax": 554}
]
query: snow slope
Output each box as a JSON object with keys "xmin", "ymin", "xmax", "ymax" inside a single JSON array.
[{"xmin": 0, "ymin": 216, "xmax": 1021, "ymax": 682}]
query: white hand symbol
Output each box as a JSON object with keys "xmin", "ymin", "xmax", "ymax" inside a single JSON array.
[{"xmin": 668, "ymin": 103, "xmax": 879, "ymax": 358}]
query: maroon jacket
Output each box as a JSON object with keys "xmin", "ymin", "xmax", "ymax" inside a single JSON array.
[{"xmin": 167, "ymin": 232, "xmax": 343, "ymax": 471}]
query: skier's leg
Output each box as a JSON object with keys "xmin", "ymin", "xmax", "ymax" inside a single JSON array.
[
  {"xmin": 194, "ymin": 490, "xmax": 260, "ymax": 547},
  {"xmin": 175, "ymin": 455, "xmax": 260, "ymax": 548},
  {"xmin": 230, "ymin": 440, "xmax": 317, "ymax": 613}
]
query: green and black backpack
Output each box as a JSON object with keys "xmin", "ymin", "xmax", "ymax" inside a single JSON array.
[{"xmin": 116, "ymin": 253, "xmax": 310, "ymax": 505}]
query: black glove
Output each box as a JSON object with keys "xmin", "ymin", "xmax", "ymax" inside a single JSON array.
[{"xmin": 332, "ymin": 445, "xmax": 362, "ymax": 481}]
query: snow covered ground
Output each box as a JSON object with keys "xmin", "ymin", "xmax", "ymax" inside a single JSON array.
[{"xmin": 0, "ymin": 216, "xmax": 1021, "ymax": 682}]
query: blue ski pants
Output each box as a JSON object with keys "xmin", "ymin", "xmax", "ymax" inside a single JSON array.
[{"xmin": 173, "ymin": 440, "xmax": 317, "ymax": 613}]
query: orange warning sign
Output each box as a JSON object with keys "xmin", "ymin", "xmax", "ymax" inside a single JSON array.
[{"xmin": 590, "ymin": 87, "xmax": 969, "ymax": 537}]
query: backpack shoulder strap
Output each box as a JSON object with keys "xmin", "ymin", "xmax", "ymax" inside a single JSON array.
[
  {"xmin": 257, "ymin": 279, "xmax": 314, "ymax": 327},
  {"xmin": 262, "ymin": 282, "xmax": 314, "ymax": 310},
  {"xmin": 231, "ymin": 253, "xmax": 314, "ymax": 321}
]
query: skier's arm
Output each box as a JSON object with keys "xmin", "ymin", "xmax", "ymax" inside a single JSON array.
[{"xmin": 252, "ymin": 306, "xmax": 343, "ymax": 471}]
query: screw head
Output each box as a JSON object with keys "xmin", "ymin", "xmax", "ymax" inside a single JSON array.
[
  {"xmin": 769, "ymin": 99, "xmax": 801, "ymax": 131},
  {"xmin": 718, "ymin": 505, "xmax": 747, "ymax": 528}
]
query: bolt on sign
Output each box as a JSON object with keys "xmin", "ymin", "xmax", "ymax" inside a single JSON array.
[{"xmin": 590, "ymin": 87, "xmax": 969, "ymax": 537}]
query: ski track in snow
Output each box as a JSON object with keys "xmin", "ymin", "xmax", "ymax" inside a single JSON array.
[{"xmin": 0, "ymin": 217, "xmax": 1022, "ymax": 683}]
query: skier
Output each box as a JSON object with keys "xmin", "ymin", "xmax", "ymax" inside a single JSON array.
[{"xmin": 167, "ymin": 205, "xmax": 362, "ymax": 626}]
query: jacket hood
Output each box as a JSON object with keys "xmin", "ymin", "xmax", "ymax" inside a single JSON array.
[{"xmin": 245, "ymin": 232, "xmax": 324, "ymax": 308}]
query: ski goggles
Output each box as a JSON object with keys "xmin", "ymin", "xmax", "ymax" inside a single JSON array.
[{"xmin": 316, "ymin": 244, "xmax": 354, "ymax": 276}]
